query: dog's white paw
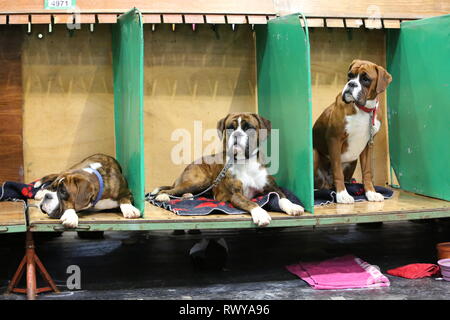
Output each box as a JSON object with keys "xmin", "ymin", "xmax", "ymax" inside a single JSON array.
[
  {"xmin": 60, "ymin": 209, "xmax": 79, "ymax": 228},
  {"xmin": 336, "ymin": 190, "xmax": 355, "ymax": 204},
  {"xmin": 120, "ymin": 203, "xmax": 141, "ymax": 219},
  {"xmin": 365, "ymin": 191, "xmax": 384, "ymax": 202},
  {"xmin": 182, "ymin": 193, "xmax": 194, "ymax": 200},
  {"xmin": 279, "ymin": 198, "xmax": 304, "ymax": 216},
  {"xmin": 155, "ymin": 193, "xmax": 170, "ymax": 202},
  {"xmin": 250, "ymin": 207, "xmax": 272, "ymax": 227}
]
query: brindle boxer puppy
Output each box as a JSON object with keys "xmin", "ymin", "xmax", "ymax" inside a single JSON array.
[
  {"xmin": 152, "ymin": 113, "xmax": 304, "ymax": 227},
  {"xmin": 313, "ymin": 59, "xmax": 392, "ymax": 203},
  {"xmin": 35, "ymin": 154, "xmax": 141, "ymax": 228}
]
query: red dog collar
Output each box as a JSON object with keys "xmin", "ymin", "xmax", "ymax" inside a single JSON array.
[{"xmin": 356, "ymin": 100, "xmax": 378, "ymax": 125}]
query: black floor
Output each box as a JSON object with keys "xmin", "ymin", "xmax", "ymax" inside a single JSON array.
[{"xmin": 1, "ymin": 219, "xmax": 449, "ymax": 300}]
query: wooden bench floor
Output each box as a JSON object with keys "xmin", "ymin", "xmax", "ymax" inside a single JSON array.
[
  {"xmin": 0, "ymin": 201, "xmax": 27, "ymax": 233},
  {"xmin": 27, "ymin": 189, "xmax": 450, "ymax": 231}
]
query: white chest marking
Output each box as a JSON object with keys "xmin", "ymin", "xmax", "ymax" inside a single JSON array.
[
  {"xmin": 341, "ymin": 106, "xmax": 380, "ymax": 163},
  {"xmin": 93, "ymin": 199, "xmax": 119, "ymax": 211},
  {"xmin": 229, "ymin": 159, "xmax": 268, "ymax": 199}
]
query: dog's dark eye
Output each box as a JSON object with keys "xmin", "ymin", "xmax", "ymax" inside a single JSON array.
[
  {"xmin": 245, "ymin": 124, "xmax": 255, "ymax": 132},
  {"xmin": 226, "ymin": 124, "xmax": 234, "ymax": 130},
  {"xmin": 58, "ymin": 184, "xmax": 69, "ymax": 200},
  {"xmin": 360, "ymin": 74, "xmax": 372, "ymax": 85},
  {"xmin": 348, "ymin": 72, "xmax": 355, "ymax": 80}
]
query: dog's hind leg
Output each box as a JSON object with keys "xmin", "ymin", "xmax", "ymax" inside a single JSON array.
[
  {"xmin": 150, "ymin": 185, "xmax": 172, "ymax": 196},
  {"xmin": 154, "ymin": 164, "xmax": 214, "ymax": 202},
  {"xmin": 154, "ymin": 182, "xmax": 210, "ymax": 202},
  {"xmin": 263, "ymin": 176, "xmax": 304, "ymax": 216}
]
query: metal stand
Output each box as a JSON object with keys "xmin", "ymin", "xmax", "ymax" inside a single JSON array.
[{"xmin": 6, "ymin": 231, "xmax": 59, "ymax": 300}]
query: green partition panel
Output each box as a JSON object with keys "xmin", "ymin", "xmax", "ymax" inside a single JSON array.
[
  {"xmin": 387, "ymin": 14, "xmax": 450, "ymax": 201},
  {"xmin": 112, "ymin": 8, "xmax": 145, "ymax": 213},
  {"xmin": 256, "ymin": 14, "xmax": 314, "ymax": 213}
]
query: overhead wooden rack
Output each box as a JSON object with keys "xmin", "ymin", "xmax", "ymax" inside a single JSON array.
[
  {"xmin": 0, "ymin": 0, "xmax": 276, "ymax": 26},
  {"xmin": 303, "ymin": 17, "xmax": 403, "ymax": 29},
  {"xmin": 3, "ymin": 13, "xmax": 407, "ymax": 29},
  {"xmin": 2, "ymin": 0, "xmax": 448, "ymax": 29},
  {"xmin": 2, "ymin": 13, "xmax": 277, "ymax": 26}
]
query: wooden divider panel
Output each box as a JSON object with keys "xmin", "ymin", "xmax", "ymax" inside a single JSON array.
[
  {"xmin": 387, "ymin": 15, "xmax": 450, "ymax": 201},
  {"xmin": 256, "ymin": 14, "xmax": 314, "ymax": 213},
  {"xmin": 112, "ymin": 8, "xmax": 145, "ymax": 212}
]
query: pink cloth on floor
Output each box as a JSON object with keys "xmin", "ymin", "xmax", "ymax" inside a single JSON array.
[{"xmin": 286, "ymin": 255, "xmax": 390, "ymax": 290}]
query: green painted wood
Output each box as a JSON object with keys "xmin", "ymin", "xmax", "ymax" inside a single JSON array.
[
  {"xmin": 386, "ymin": 15, "xmax": 450, "ymax": 201},
  {"xmin": 0, "ymin": 225, "xmax": 27, "ymax": 234},
  {"xmin": 28, "ymin": 209, "xmax": 450, "ymax": 232},
  {"xmin": 256, "ymin": 14, "xmax": 314, "ymax": 213},
  {"xmin": 112, "ymin": 8, "xmax": 146, "ymax": 214}
]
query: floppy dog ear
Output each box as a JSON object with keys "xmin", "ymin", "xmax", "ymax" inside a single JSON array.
[
  {"xmin": 255, "ymin": 114, "xmax": 272, "ymax": 141},
  {"xmin": 216, "ymin": 114, "xmax": 230, "ymax": 140},
  {"xmin": 69, "ymin": 175, "xmax": 96, "ymax": 211},
  {"xmin": 375, "ymin": 65, "xmax": 392, "ymax": 94}
]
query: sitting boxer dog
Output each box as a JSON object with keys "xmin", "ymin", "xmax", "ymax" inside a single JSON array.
[
  {"xmin": 313, "ymin": 59, "xmax": 392, "ymax": 204},
  {"xmin": 34, "ymin": 154, "xmax": 141, "ymax": 228},
  {"xmin": 152, "ymin": 113, "xmax": 304, "ymax": 227}
]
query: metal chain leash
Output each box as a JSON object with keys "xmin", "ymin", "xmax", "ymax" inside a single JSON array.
[
  {"xmin": 369, "ymin": 112, "xmax": 375, "ymax": 145},
  {"xmin": 146, "ymin": 158, "xmax": 234, "ymax": 201}
]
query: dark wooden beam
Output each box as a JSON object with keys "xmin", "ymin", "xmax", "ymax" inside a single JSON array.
[{"xmin": 0, "ymin": 26, "xmax": 24, "ymax": 182}]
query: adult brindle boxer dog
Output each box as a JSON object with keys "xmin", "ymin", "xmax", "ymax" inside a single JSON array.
[
  {"xmin": 35, "ymin": 154, "xmax": 141, "ymax": 228},
  {"xmin": 152, "ymin": 113, "xmax": 304, "ymax": 226},
  {"xmin": 313, "ymin": 59, "xmax": 392, "ymax": 204}
]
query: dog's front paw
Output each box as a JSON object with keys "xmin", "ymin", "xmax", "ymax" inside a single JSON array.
[
  {"xmin": 365, "ymin": 191, "xmax": 384, "ymax": 202},
  {"xmin": 279, "ymin": 198, "xmax": 304, "ymax": 216},
  {"xmin": 336, "ymin": 190, "xmax": 354, "ymax": 204},
  {"xmin": 250, "ymin": 207, "xmax": 272, "ymax": 227},
  {"xmin": 120, "ymin": 203, "xmax": 141, "ymax": 219},
  {"xmin": 155, "ymin": 193, "xmax": 171, "ymax": 202},
  {"xmin": 60, "ymin": 209, "xmax": 79, "ymax": 228}
]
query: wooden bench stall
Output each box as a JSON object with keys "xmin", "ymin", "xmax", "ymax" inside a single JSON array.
[
  {"xmin": 0, "ymin": 0, "xmax": 449, "ymax": 300},
  {"xmin": 0, "ymin": 0, "xmax": 447, "ymax": 233},
  {"xmin": 27, "ymin": 191, "xmax": 450, "ymax": 231}
]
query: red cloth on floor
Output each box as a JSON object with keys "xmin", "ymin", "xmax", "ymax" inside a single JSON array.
[{"xmin": 387, "ymin": 263, "xmax": 440, "ymax": 279}]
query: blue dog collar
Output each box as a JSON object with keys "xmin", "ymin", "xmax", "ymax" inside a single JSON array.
[{"xmin": 83, "ymin": 168, "xmax": 104, "ymax": 206}]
